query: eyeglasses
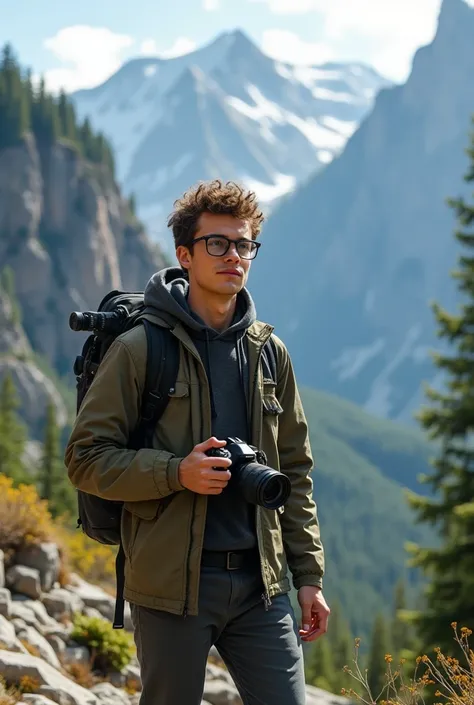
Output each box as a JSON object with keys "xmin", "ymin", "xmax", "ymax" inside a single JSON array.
[{"xmin": 192, "ymin": 234, "xmax": 261, "ymax": 260}]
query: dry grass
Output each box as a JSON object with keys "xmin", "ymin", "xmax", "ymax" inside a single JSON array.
[
  {"xmin": 63, "ymin": 661, "xmax": 98, "ymax": 689},
  {"xmin": 18, "ymin": 640, "xmax": 41, "ymax": 659},
  {"xmin": 342, "ymin": 623, "xmax": 474, "ymax": 705},
  {"xmin": 0, "ymin": 677, "xmax": 21, "ymax": 705},
  {"xmin": 124, "ymin": 676, "xmax": 142, "ymax": 695}
]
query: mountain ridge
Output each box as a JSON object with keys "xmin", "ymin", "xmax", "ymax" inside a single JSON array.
[
  {"xmin": 249, "ymin": 0, "xmax": 474, "ymax": 423},
  {"xmin": 71, "ymin": 29, "xmax": 390, "ymax": 253}
]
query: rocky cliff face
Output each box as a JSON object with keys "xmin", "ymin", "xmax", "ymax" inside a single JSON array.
[{"xmin": 0, "ymin": 133, "xmax": 167, "ymax": 437}]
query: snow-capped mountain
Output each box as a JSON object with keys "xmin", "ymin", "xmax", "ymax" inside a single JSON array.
[
  {"xmin": 71, "ymin": 30, "xmax": 389, "ymax": 254},
  {"xmin": 250, "ymin": 0, "xmax": 474, "ymax": 424}
]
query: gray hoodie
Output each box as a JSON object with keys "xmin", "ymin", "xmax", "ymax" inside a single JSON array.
[{"xmin": 144, "ymin": 267, "xmax": 258, "ymax": 552}]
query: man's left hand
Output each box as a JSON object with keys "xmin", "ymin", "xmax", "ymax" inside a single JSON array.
[{"xmin": 297, "ymin": 586, "xmax": 330, "ymax": 642}]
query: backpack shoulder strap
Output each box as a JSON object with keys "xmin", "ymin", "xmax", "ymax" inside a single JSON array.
[
  {"xmin": 113, "ymin": 320, "xmax": 179, "ymax": 629},
  {"xmin": 137, "ymin": 319, "xmax": 180, "ymax": 447},
  {"xmin": 261, "ymin": 334, "xmax": 278, "ymax": 385}
]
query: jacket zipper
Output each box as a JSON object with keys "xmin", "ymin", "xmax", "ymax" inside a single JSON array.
[
  {"xmin": 178, "ymin": 325, "xmax": 274, "ymax": 615},
  {"xmin": 183, "ymin": 493, "xmax": 196, "ymax": 618},
  {"xmin": 177, "ymin": 333, "xmax": 212, "ymax": 618},
  {"xmin": 251, "ymin": 330, "xmax": 274, "ymax": 611}
]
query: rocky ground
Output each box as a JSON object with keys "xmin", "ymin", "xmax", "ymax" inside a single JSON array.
[{"xmin": 0, "ymin": 543, "xmax": 349, "ymax": 705}]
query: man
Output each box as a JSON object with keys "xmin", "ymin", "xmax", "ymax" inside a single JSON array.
[{"xmin": 65, "ymin": 180, "xmax": 329, "ymax": 705}]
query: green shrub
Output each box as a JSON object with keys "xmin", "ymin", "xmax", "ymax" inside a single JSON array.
[{"xmin": 70, "ymin": 614, "xmax": 135, "ymax": 673}]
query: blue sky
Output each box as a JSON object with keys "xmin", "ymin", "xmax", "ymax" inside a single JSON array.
[{"xmin": 1, "ymin": 0, "xmax": 455, "ymax": 92}]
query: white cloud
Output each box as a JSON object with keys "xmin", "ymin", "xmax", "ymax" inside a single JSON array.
[
  {"xmin": 160, "ymin": 37, "xmax": 197, "ymax": 58},
  {"xmin": 140, "ymin": 38, "xmax": 160, "ymax": 55},
  {"xmin": 140, "ymin": 36, "xmax": 196, "ymax": 58},
  {"xmin": 43, "ymin": 25, "xmax": 134, "ymax": 93},
  {"xmin": 262, "ymin": 29, "xmax": 334, "ymax": 65},
  {"xmin": 251, "ymin": 0, "xmax": 316, "ymax": 12},
  {"xmin": 252, "ymin": 0, "xmax": 445, "ymax": 81},
  {"xmin": 203, "ymin": 0, "xmax": 220, "ymax": 9}
]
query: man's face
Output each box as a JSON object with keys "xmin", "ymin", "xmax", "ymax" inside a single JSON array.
[{"xmin": 176, "ymin": 212, "xmax": 255, "ymax": 297}]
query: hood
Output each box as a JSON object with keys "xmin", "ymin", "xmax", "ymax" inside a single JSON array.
[{"xmin": 143, "ymin": 266, "xmax": 257, "ymax": 338}]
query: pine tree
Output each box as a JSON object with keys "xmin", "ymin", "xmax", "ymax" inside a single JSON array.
[
  {"xmin": 0, "ymin": 43, "xmax": 30, "ymax": 149},
  {"xmin": 39, "ymin": 402, "xmax": 76, "ymax": 519},
  {"xmin": 31, "ymin": 76, "xmax": 60, "ymax": 147},
  {"xmin": 407, "ymin": 119, "xmax": 474, "ymax": 655},
  {"xmin": 0, "ymin": 266, "xmax": 22, "ymax": 325},
  {"xmin": 79, "ymin": 117, "xmax": 94, "ymax": 161},
  {"xmin": 326, "ymin": 600, "xmax": 354, "ymax": 692},
  {"xmin": 304, "ymin": 638, "xmax": 336, "ymax": 692},
  {"xmin": 0, "ymin": 373, "xmax": 28, "ymax": 484},
  {"xmin": 391, "ymin": 579, "xmax": 408, "ymax": 657},
  {"xmin": 128, "ymin": 193, "xmax": 137, "ymax": 216},
  {"xmin": 57, "ymin": 89, "xmax": 77, "ymax": 143},
  {"xmin": 366, "ymin": 613, "xmax": 391, "ymax": 700}
]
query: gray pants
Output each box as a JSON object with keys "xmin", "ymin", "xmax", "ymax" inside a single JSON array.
[{"xmin": 130, "ymin": 563, "xmax": 306, "ymax": 705}]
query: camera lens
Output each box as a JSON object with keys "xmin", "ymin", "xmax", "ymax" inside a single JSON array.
[
  {"xmin": 261, "ymin": 475, "xmax": 291, "ymax": 509},
  {"xmin": 236, "ymin": 462, "xmax": 291, "ymax": 509},
  {"xmin": 69, "ymin": 312, "xmax": 85, "ymax": 331}
]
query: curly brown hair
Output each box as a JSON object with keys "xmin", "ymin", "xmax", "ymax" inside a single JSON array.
[{"xmin": 167, "ymin": 180, "xmax": 265, "ymax": 249}]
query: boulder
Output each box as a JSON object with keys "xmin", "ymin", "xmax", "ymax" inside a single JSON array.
[
  {"xmin": 203, "ymin": 678, "xmax": 242, "ymax": 705},
  {"xmin": 0, "ymin": 614, "xmax": 29, "ymax": 653},
  {"xmin": 16, "ymin": 624, "xmax": 62, "ymax": 669},
  {"xmin": 15, "ymin": 543, "xmax": 61, "ymax": 592},
  {"xmin": 0, "ymin": 649, "xmax": 98, "ymax": 705},
  {"xmin": 90, "ymin": 682, "xmax": 130, "ymax": 704},
  {"xmin": 42, "ymin": 588, "xmax": 84, "ymax": 620},
  {"xmin": 0, "ymin": 586, "xmax": 11, "ymax": 617},
  {"xmin": 6, "ymin": 565, "xmax": 42, "ymax": 599}
]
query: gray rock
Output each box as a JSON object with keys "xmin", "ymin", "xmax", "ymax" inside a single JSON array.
[
  {"xmin": 37, "ymin": 687, "xmax": 76, "ymax": 705},
  {"xmin": 15, "ymin": 543, "xmax": 61, "ymax": 592},
  {"xmin": 0, "ymin": 614, "xmax": 28, "ymax": 653},
  {"xmin": 62, "ymin": 645, "xmax": 90, "ymax": 667},
  {"xmin": 122, "ymin": 662, "xmax": 141, "ymax": 683},
  {"xmin": 305, "ymin": 684, "xmax": 352, "ymax": 704},
  {"xmin": 42, "ymin": 587, "xmax": 84, "ymax": 620},
  {"xmin": 22, "ymin": 695, "xmax": 59, "ymax": 705},
  {"xmin": 11, "ymin": 617, "xmax": 29, "ymax": 633},
  {"xmin": 65, "ymin": 576, "xmax": 114, "ymax": 621},
  {"xmin": 0, "ymin": 649, "xmax": 98, "ymax": 704},
  {"xmin": 16, "ymin": 624, "xmax": 62, "ymax": 669},
  {"xmin": 10, "ymin": 600, "xmax": 41, "ymax": 626},
  {"xmin": 206, "ymin": 662, "xmax": 234, "ymax": 685},
  {"xmin": 203, "ymin": 679, "xmax": 242, "ymax": 705},
  {"xmin": 45, "ymin": 634, "xmax": 67, "ymax": 657},
  {"xmin": 0, "ymin": 549, "xmax": 4, "ymax": 588},
  {"xmin": 0, "ymin": 586, "xmax": 11, "ymax": 617},
  {"xmin": 90, "ymin": 682, "xmax": 130, "ymax": 704},
  {"xmin": 20, "ymin": 600, "xmax": 60, "ymax": 631},
  {"xmin": 6, "ymin": 565, "xmax": 42, "ymax": 599}
]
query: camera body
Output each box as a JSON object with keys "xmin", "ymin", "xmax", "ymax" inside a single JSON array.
[{"xmin": 206, "ymin": 437, "xmax": 291, "ymax": 510}]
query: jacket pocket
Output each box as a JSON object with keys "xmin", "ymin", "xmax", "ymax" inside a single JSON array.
[
  {"xmin": 262, "ymin": 383, "xmax": 283, "ymax": 446},
  {"xmin": 168, "ymin": 381, "xmax": 190, "ymax": 399},
  {"xmin": 123, "ymin": 497, "xmax": 172, "ymax": 561}
]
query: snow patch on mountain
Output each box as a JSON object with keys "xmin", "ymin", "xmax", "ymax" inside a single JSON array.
[{"xmin": 71, "ymin": 30, "xmax": 390, "ymax": 253}]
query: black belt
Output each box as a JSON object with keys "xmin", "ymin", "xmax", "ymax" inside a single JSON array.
[{"xmin": 201, "ymin": 550, "xmax": 259, "ymax": 571}]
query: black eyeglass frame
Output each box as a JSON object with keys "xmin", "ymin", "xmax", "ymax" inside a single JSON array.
[{"xmin": 191, "ymin": 234, "xmax": 262, "ymax": 260}]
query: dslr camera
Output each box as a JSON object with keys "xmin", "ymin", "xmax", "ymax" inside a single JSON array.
[{"xmin": 206, "ymin": 437, "xmax": 291, "ymax": 510}]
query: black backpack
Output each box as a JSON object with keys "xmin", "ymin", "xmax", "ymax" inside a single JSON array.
[{"xmin": 69, "ymin": 288, "xmax": 277, "ymax": 628}]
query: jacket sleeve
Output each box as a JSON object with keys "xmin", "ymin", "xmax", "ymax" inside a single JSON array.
[
  {"xmin": 273, "ymin": 335, "xmax": 325, "ymax": 589},
  {"xmin": 64, "ymin": 336, "xmax": 186, "ymax": 502}
]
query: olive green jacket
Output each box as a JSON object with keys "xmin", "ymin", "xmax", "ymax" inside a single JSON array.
[{"xmin": 65, "ymin": 313, "xmax": 325, "ymax": 615}]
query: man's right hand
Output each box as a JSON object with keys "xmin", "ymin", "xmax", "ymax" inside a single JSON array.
[{"xmin": 178, "ymin": 437, "xmax": 232, "ymax": 495}]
